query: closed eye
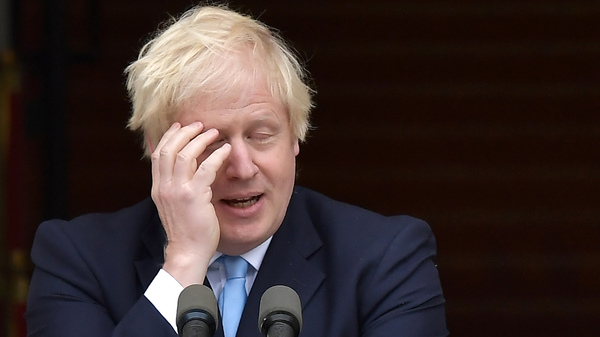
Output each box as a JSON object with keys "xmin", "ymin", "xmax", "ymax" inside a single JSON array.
[{"xmin": 252, "ymin": 132, "xmax": 273, "ymax": 141}]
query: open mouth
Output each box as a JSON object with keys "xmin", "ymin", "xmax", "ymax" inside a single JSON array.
[{"xmin": 222, "ymin": 194, "xmax": 262, "ymax": 208}]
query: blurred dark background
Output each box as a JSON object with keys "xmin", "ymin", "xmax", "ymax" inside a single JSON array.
[{"xmin": 1, "ymin": 0, "xmax": 599, "ymax": 336}]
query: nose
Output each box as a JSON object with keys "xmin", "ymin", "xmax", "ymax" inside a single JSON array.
[{"xmin": 223, "ymin": 139, "xmax": 259, "ymax": 180}]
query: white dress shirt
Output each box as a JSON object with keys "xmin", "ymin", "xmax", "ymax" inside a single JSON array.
[{"xmin": 144, "ymin": 237, "xmax": 272, "ymax": 332}]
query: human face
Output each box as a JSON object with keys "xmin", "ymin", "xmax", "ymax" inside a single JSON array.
[{"xmin": 177, "ymin": 78, "xmax": 299, "ymax": 255}]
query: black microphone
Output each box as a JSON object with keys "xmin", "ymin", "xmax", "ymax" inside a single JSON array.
[
  {"xmin": 177, "ymin": 284, "xmax": 219, "ymax": 337},
  {"xmin": 258, "ymin": 285, "xmax": 302, "ymax": 337}
]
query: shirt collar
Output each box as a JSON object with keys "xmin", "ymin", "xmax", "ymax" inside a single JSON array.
[{"xmin": 209, "ymin": 236, "xmax": 272, "ymax": 271}]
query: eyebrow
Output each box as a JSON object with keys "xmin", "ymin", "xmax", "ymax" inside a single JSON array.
[{"xmin": 248, "ymin": 112, "xmax": 283, "ymax": 129}]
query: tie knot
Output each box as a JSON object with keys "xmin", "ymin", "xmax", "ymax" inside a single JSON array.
[{"xmin": 223, "ymin": 255, "xmax": 248, "ymax": 280}]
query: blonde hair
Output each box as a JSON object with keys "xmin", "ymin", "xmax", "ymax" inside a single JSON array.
[{"xmin": 125, "ymin": 5, "xmax": 314, "ymax": 156}]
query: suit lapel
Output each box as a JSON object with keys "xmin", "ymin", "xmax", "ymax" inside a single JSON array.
[
  {"xmin": 250, "ymin": 218, "xmax": 324, "ymax": 308},
  {"xmin": 134, "ymin": 211, "xmax": 166, "ymax": 292},
  {"xmin": 238, "ymin": 189, "xmax": 325, "ymax": 336}
]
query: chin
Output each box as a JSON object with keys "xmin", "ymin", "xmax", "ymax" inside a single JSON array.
[
  {"xmin": 218, "ymin": 220, "xmax": 276, "ymax": 254},
  {"xmin": 219, "ymin": 228, "xmax": 261, "ymax": 251}
]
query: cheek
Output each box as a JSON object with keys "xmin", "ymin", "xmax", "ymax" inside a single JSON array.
[
  {"xmin": 262, "ymin": 147, "xmax": 296, "ymax": 175},
  {"xmin": 269, "ymin": 155, "xmax": 297, "ymax": 188}
]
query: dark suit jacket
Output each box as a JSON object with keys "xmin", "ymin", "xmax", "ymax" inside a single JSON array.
[{"xmin": 26, "ymin": 186, "xmax": 447, "ymax": 336}]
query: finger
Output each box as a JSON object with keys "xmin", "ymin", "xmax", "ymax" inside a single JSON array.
[
  {"xmin": 172, "ymin": 128, "xmax": 220, "ymax": 185},
  {"xmin": 151, "ymin": 122, "xmax": 181, "ymax": 194},
  {"xmin": 155, "ymin": 122, "xmax": 204, "ymax": 184},
  {"xmin": 193, "ymin": 142, "xmax": 232, "ymax": 187},
  {"xmin": 153, "ymin": 122, "xmax": 183, "ymax": 155}
]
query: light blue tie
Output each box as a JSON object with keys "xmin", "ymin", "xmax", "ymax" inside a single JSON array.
[{"xmin": 219, "ymin": 255, "xmax": 249, "ymax": 337}]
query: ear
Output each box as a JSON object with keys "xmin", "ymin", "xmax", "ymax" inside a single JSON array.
[
  {"xmin": 146, "ymin": 134, "xmax": 156, "ymax": 153},
  {"xmin": 293, "ymin": 139, "xmax": 300, "ymax": 156}
]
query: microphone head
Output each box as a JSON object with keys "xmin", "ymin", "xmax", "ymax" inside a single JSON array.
[
  {"xmin": 258, "ymin": 285, "xmax": 302, "ymax": 335},
  {"xmin": 177, "ymin": 284, "xmax": 219, "ymax": 334}
]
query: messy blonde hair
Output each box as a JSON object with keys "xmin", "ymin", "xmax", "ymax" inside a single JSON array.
[{"xmin": 125, "ymin": 5, "xmax": 314, "ymax": 156}]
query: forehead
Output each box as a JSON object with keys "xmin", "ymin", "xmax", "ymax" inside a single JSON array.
[
  {"xmin": 176, "ymin": 82, "xmax": 287, "ymax": 128},
  {"xmin": 175, "ymin": 47, "xmax": 288, "ymax": 127}
]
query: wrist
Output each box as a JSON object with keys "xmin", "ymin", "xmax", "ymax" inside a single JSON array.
[{"xmin": 162, "ymin": 246, "xmax": 212, "ymax": 287}]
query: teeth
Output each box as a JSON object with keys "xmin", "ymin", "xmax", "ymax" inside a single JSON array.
[{"xmin": 225, "ymin": 195, "xmax": 260, "ymax": 208}]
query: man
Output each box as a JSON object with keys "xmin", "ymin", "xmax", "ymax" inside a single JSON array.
[{"xmin": 26, "ymin": 4, "xmax": 447, "ymax": 337}]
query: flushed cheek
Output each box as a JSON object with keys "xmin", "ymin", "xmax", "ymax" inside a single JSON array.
[{"xmin": 208, "ymin": 161, "xmax": 238, "ymax": 193}]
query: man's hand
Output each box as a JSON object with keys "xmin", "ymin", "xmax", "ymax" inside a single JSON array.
[{"xmin": 150, "ymin": 122, "xmax": 231, "ymax": 287}]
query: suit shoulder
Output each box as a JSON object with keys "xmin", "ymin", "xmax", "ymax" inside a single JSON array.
[
  {"xmin": 291, "ymin": 186, "xmax": 432, "ymax": 241},
  {"xmin": 32, "ymin": 198, "xmax": 158, "ymax": 260},
  {"xmin": 37, "ymin": 198, "xmax": 156, "ymax": 236},
  {"xmin": 292, "ymin": 186, "xmax": 427, "ymax": 226}
]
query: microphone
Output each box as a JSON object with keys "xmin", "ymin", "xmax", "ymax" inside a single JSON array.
[
  {"xmin": 177, "ymin": 284, "xmax": 219, "ymax": 337},
  {"xmin": 258, "ymin": 285, "xmax": 302, "ymax": 337}
]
